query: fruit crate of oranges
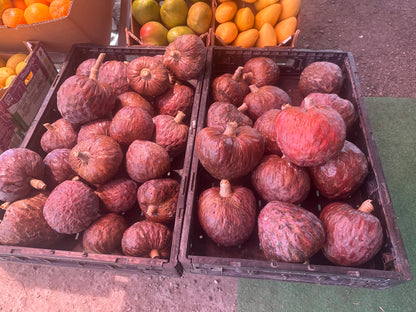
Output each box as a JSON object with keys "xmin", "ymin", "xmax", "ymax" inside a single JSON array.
[
  {"xmin": 0, "ymin": 0, "xmax": 114, "ymax": 53},
  {"xmin": 212, "ymin": 0, "xmax": 300, "ymax": 48},
  {"xmin": 127, "ymin": 0, "xmax": 215, "ymax": 47}
]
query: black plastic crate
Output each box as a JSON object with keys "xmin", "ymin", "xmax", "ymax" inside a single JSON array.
[
  {"xmin": 0, "ymin": 44, "xmax": 205, "ymax": 276},
  {"xmin": 179, "ymin": 46, "xmax": 412, "ymax": 288}
]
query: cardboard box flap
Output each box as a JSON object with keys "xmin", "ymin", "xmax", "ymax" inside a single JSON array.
[{"xmin": 0, "ymin": 0, "xmax": 115, "ymax": 53}]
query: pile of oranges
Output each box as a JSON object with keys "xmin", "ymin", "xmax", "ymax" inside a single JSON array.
[{"xmin": 0, "ymin": 0, "xmax": 71, "ymax": 28}]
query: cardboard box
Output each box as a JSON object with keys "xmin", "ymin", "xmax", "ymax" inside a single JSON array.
[
  {"xmin": 0, "ymin": 42, "xmax": 57, "ymax": 153},
  {"xmin": 0, "ymin": 0, "xmax": 115, "ymax": 53}
]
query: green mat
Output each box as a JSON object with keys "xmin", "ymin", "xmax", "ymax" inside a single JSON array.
[{"xmin": 237, "ymin": 97, "xmax": 416, "ymax": 312}]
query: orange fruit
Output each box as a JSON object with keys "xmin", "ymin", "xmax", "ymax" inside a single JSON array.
[
  {"xmin": 215, "ymin": 21, "xmax": 238, "ymax": 44},
  {"xmin": 2, "ymin": 7, "xmax": 26, "ymax": 27},
  {"xmin": 24, "ymin": 3, "xmax": 51, "ymax": 23},
  {"xmin": 24, "ymin": 0, "xmax": 49, "ymax": 5},
  {"xmin": 12, "ymin": 0, "xmax": 27, "ymax": 10},
  {"xmin": 49, "ymin": 0, "xmax": 70, "ymax": 19},
  {"xmin": 0, "ymin": 0, "xmax": 13, "ymax": 16}
]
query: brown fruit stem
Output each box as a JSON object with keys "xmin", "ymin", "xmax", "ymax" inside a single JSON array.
[
  {"xmin": 0, "ymin": 202, "xmax": 10, "ymax": 210},
  {"xmin": 358, "ymin": 199, "xmax": 374, "ymax": 214},
  {"xmin": 43, "ymin": 123, "xmax": 55, "ymax": 131},
  {"xmin": 169, "ymin": 73, "xmax": 176, "ymax": 85},
  {"xmin": 237, "ymin": 103, "xmax": 248, "ymax": 113},
  {"xmin": 150, "ymin": 249, "xmax": 160, "ymax": 259},
  {"xmin": 248, "ymin": 84, "xmax": 259, "ymax": 93},
  {"xmin": 242, "ymin": 72, "xmax": 253, "ymax": 82},
  {"xmin": 146, "ymin": 204, "xmax": 157, "ymax": 216},
  {"xmin": 173, "ymin": 168, "xmax": 183, "ymax": 177},
  {"xmin": 281, "ymin": 104, "xmax": 292, "ymax": 110},
  {"xmin": 223, "ymin": 122, "xmax": 238, "ymax": 137},
  {"xmin": 73, "ymin": 150, "xmax": 90, "ymax": 164},
  {"xmin": 174, "ymin": 111, "xmax": 186, "ymax": 124},
  {"xmin": 89, "ymin": 53, "xmax": 106, "ymax": 81},
  {"xmin": 219, "ymin": 179, "xmax": 232, "ymax": 198},
  {"xmin": 303, "ymin": 97, "xmax": 316, "ymax": 110},
  {"xmin": 170, "ymin": 50, "xmax": 181, "ymax": 62},
  {"xmin": 140, "ymin": 68, "xmax": 151, "ymax": 81},
  {"xmin": 30, "ymin": 178, "xmax": 46, "ymax": 190},
  {"xmin": 232, "ymin": 66, "xmax": 244, "ymax": 81}
]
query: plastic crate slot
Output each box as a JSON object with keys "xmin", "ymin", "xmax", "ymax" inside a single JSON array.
[
  {"xmin": 229, "ymin": 261, "xmax": 241, "ymax": 268},
  {"xmin": 347, "ymin": 271, "xmax": 360, "ymax": 277},
  {"xmin": 189, "ymin": 171, "xmax": 197, "ymax": 193},
  {"xmin": 178, "ymin": 207, "xmax": 185, "ymax": 220},
  {"xmin": 181, "ymin": 175, "xmax": 188, "ymax": 196},
  {"xmin": 211, "ymin": 266, "xmax": 223, "ymax": 273}
]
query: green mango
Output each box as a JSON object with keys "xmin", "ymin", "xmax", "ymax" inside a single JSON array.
[
  {"xmin": 160, "ymin": 0, "xmax": 188, "ymax": 29},
  {"xmin": 167, "ymin": 26, "xmax": 195, "ymax": 43},
  {"xmin": 132, "ymin": 0, "xmax": 160, "ymax": 26}
]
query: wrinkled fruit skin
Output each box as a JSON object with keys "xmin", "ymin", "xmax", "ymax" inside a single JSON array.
[
  {"xmin": 40, "ymin": 118, "xmax": 78, "ymax": 153},
  {"xmin": 121, "ymin": 221, "xmax": 172, "ymax": 258},
  {"xmin": 301, "ymin": 93, "xmax": 356, "ymax": 132},
  {"xmin": 75, "ymin": 58, "xmax": 96, "ymax": 77},
  {"xmin": 96, "ymin": 178, "xmax": 138, "ymax": 213},
  {"xmin": 110, "ymin": 106, "xmax": 154, "ymax": 146},
  {"xmin": 137, "ymin": 178, "xmax": 180, "ymax": 224},
  {"xmin": 198, "ymin": 183, "xmax": 256, "ymax": 247},
  {"xmin": 163, "ymin": 34, "xmax": 206, "ymax": 81},
  {"xmin": 206, "ymin": 102, "xmax": 253, "ymax": 129},
  {"xmin": 243, "ymin": 85, "xmax": 291, "ymax": 121},
  {"xmin": 242, "ymin": 57, "xmax": 280, "ymax": 87},
  {"xmin": 298, "ymin": 61, "xmax": 344, "ymax": 96},
  {"xmin": 251, "ymin": 155, "xmax": 310, "ymax": 204},
  {"xmin": 98, "ymin": 60, "xmax": 130, "ymax": 96},
  {"xmin": 43, "ymin": 180, "xmax": 100, "ymax": 234},
  {"xmin": 253, "ymin": 109, "xmax": 281, "ymax": 155},
  {"xmin": 275, "ymin": 105, "xmax": 346, "ymax": 167},
  {"xmin": 82, "ymin": 213, "xmax": 128, "ymax": 254},
  {"xmin": 320, "ymin": 202, "xmax": 383, "ymax": 266},
  {"xmin": 212, "ymin": 73, "xmax": 247, "ymax": 107},
  {"xmin": 154, "ymin": 83, "xmax": 194, "ymax": 118},
  {"xmin": 127, "ymin": 56, "xmax": 169, "ymax": 97},
  {"xmin": 258, "ymin": 201, "xmax": 325, "ymax": 263},
  {"xmin": 43, "ymin": 148, "xmax": 77, "ymax": 189},
  {"xmin": 195, "ymin": 125, "xmax": 265, "ymax": 180},
  {"xmin": 0, "ymin": 192, "xmax": 62, "ymax": 247},
  {"xmin": 69, "ymin": 136, "xmax": 123, "ymax": 185},
  {"xmin": 309, "ymin": 140, "xmax": 368, "ymax": 199},
  {"xmin": 116, "ymin": 91, "xmax": 155, "ymax": 117},
  {"xmin": 153, "ymin": 114, "xmax": 189, "ymax": 157},
  {"xmin": 77, "ymin": 119, "xmax": 112, "ymax": 143},
  {"xmin": 0, "ymin": 148, "xmax": 45, "ymax": 202},
  {"xmin": 57, "ymin": 75, "xmax": 116, "ymax": 125},
  {"xmin": 126, "ymin": 140, "xmax": 171, "ymax": 183},
  {"xmin": 127, "ymin": 56, "xmax": 169, "ymax": 96}
]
